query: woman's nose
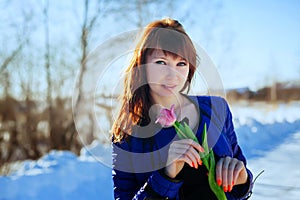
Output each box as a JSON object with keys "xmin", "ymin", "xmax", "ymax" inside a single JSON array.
[{"xmin": 165, "ymin": 65, "xmax": 177, "ymax": 78}]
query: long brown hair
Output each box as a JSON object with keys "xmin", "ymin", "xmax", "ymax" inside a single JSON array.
[{"xmin": 112, "ymin": 18, "xmax": 198, "ymax": 142}]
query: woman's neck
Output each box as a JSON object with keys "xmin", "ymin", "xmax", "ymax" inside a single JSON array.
[{"xmin": 151, "ymin": 93, "xmax": 185, "ymax": 110}]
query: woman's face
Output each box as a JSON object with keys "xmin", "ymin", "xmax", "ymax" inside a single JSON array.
[{"xmin": 145, "ymin": 49, "xmax": 189, "ymax": 99}]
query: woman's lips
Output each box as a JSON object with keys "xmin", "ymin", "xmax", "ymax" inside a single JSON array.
[{"xmin": 162, "ymin": 84, "xmax": 177, "ymax": 90}]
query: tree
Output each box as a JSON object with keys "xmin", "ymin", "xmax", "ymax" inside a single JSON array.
[
  {"xmin": 0, "ymin": 0, "xmax": 33, "ymax": 97},
  {"xmin": 73, "ymin": 0, "xmax": 112, "ymax": 145},
  {"xmin": 0, "ymin": 0, "xmax": 40, "ymax": 164}
]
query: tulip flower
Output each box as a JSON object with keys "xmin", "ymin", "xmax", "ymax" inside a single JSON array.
[
  {"xmin": 155, "ymin": 104, "xmax": 177, "ymax": 127},
  {"xmin": 156, "ymin": 105, "xmax": 227, "ymax": 200}
]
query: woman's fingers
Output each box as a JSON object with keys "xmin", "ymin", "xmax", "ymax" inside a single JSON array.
[
  {"xmin": 177, "ymin": 154, "xmax": 195, "ymax": 168},
  {"xmin": 164, "ymin": 139, "xmax": 204, "ymax": 178},
  {"xmin": 169, "ymin": 139, "xmax": 203, "ymax": 168},
  {"xmin": 227, "ymin": 159, "xmax": 238, "ymax": 192},
  {"xmin": 216, "ymin": 157, "xmax": 229, "ymax": 191},
  {"xmin": 174, "ymin": 147, "xmax": 199, "ymax": 168},
  {"xmin": 174, "ymin": 139, "xmax": 205, "ymax": 153},
  {"xmin": 233, "ymin": 160, "xmax": 248, "ymax": 186},
  {"xmin": 216, "ymin": 157, "xmax": 247, "ymax": 192}
]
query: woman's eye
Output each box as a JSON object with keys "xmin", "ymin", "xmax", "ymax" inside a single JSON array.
[
  {"xmin": 177, "ymin": 62, "xmax": 187, "ymax": 67},
  {"xmin": 155, "ymin": 60, "xmax": 166, "ymax": 65}
]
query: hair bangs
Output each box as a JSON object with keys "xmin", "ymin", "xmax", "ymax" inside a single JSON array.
[{"xmin": 143, "ymin": 27, "xmax": 196, "ymax": 66}]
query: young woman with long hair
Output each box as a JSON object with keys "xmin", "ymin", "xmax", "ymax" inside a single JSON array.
[{"xmin": 111, "ymin": 18, "xmax": 253, "ymax": 200}]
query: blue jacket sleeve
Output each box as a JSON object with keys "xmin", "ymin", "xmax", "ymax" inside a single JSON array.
[
  {"xmin": 112, "ymin": 138, "xmax": 183, "ymax": 200},
  {"xmin": 112, "ymin": 140, "xmax": 137, "ymax": 200},
  {"xmin": 222, "ymin": 98, "xmax": 253, "ymax": 199}
]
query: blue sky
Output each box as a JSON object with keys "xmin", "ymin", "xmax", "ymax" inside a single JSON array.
[
  {"xmin": 1, "ymin": 0, "xmax": 300, "ymax": 97},
  {"xmin": 101, "ymin": 0, "xmax": 300, "ymax": 90},
  {"xmin": 218, "ymin": 0, "xmax": 300, "ymax": 89}
]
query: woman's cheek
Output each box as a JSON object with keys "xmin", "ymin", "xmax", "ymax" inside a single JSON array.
[
  {"xmin": 178, "ymin": 68, "xmax": 189, "ymax": 80},
  {"xmin": 146, "ymin": 65, "xmax": 164, "ymax": 84}
]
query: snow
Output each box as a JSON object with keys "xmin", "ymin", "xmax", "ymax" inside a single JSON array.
[
  {"xmin": 1, "ymin": 101, "xmax": 300, "ymax": 200},
  {"xmin": 0, "ymin": 151, "xmax": 113, "ymax": 200},
  {"xmin": 248, "ymin": 131, "xmax": 300, "ymax": 200},
  {"xmin": 232, "ymin": 101, "xmax": 300, "ymax": 200}
]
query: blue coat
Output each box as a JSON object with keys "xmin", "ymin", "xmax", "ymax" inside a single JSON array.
[{"xmin": 112, "ymin": 96, "xmax": 253, "ymax": 200}]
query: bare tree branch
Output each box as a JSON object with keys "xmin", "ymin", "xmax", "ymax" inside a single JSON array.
[{"xmin": 0, "ymin": 41, "xmax": 25, "ymax": 74}]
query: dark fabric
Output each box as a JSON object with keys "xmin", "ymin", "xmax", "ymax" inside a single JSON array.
[
  {"xmin": 112, "ymin": 96, "xmax": 253, "ymax": 200},
  {"xmin": 177, "ymin": 164, "xmax": 218, "ymax": 200}
]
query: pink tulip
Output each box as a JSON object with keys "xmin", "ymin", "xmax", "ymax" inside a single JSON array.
[{"xmin": 155, "ymin": 105, "xmax": 177, "ymax": 127}]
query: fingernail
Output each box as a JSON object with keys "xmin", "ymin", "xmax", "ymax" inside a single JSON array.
[
  {"xmin": 217, "ymin": 179, "xmax": 222, "ymax": 186},
  {"xmin": 200, "ymin": 147, "xmax": 205, "ymax": 152},
  {"xmin": 223, "ymin": 186, "xmax": 228, "ymax": 192},
  {"xmin": 191, "ymin": 162, "xmax": 194, "ymax": 168},
  {"xmin": 232, "ymin": 181, "xmax": 235, "ymax": 186},
  {"xmin": 229, "ymin": 185, "xmax": 233, "ymax": 192},
  {"xmin": 198, "ymin": 159, "xmax": 202, "ymax": 165}
]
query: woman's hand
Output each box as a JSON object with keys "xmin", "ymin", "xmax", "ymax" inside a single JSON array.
[
  {"xmin": 216, "ymin": 156, "xmax": 248, "ymax": 192},
  {"xmin": 164, "ymin": 139, "xmax": 204, "ymax": 178}
]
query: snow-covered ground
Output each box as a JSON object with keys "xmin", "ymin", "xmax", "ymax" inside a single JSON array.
[
  {"xmin": 0, "ymin": 151, "xmax": 113, "ymax": 200},
  {"xmin": 1, "ymin": 101, "xmax": 300, "ymax": 200},
  {"xmin": 231, "ymin": 101, "xmax": 300, "ymax": 200},
  {"xmin": 248, "ymin": 131, "xmax": 300, "ymax": 200}
]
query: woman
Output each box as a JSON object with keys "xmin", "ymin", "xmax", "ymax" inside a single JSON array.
[{"xmin": 111, "ymin": 18, "xmax": 253, "ymax": 200}]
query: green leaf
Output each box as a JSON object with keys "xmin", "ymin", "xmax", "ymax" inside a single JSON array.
[
  {"xmin": 199, "ymin": 123, "xmax": 210, "ymax": 167},
  {"xmin": 202, "ymin": 123, "xmax": 209, "ymax": 155},
  {"xmin": 175, "ymin": 121, "xmax": 187, "ymax": 134},
  {"xmin": 200, "ymin": 153, "xmax": 209, "ymax": 169},
  {"xmin": 174, "ymin": 121, "xmax": 188, "ymax": 139},
  {"xmin": 183, "ymin": 122, "xmax": 199, "ymax": 143}
]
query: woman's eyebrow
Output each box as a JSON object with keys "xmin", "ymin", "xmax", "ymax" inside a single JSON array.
[{"xmin": 176, "ymin": 57, "xmax": 187, "ymax": 62}]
